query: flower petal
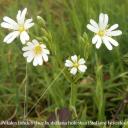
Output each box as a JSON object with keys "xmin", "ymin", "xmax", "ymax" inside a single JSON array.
[
  {"xmin": 106, "ymin": 37, "xmax": 119, "ymax": 46},
  {"xmin": 104, "ymin": 14, "xmax": 108, "ymax": 28},
  {"xmin": 20, "ymin": 8, "xmax": 27, "ymax": 24},
  {"xmin": 1, "ymin": 22, "xmax": 15, "ymax": 30},
  {"xmin": 24, "ymin": 19, "xmax": 34, "ymax": 29},
  {"xmin": 96, "ymin": 36, "xmax": 102, "ymax": 49},
  {"xmin": 3, "ymin": 31, "xmax": 20, "ymax": 44},
  {"xmin": 33, "ymin": 57, "xmax": 38, "ymax": 66},
  {"xmin": 22, "ymin": 45, "xmax": 34, "ymax": 51},
  {"xmin": 107, "ymin": 30, "xmax": 122, "ymax": 36},
  {"xmin": 102, "ymin": 37, "xmax": 113, "ymax": 50},
  {"xmin": 78, "ymin": 65, "xmax": 87, "ymax": 73},
  {"xmin": 78, "ymin": 58, "xmax": 85, "ymax": 65},
  {"xmin": 3, "ymin": 16, "xmax": 18, "ymax": 27},
  {"xmin": 41, "ymin": 44, "xmax": 46, "ymax": 49},
  {"xmin": 99, "ymin": 13, "xmax": 104, "ymax": 28},
  {"xmin": 107, "ymin": 24, "xmax": 119, "ymax": 32},
  {"xmin": 71, "ymin": 55, "xmax": 77, "ymax": 62},
  {"xmin": 26, "ymin": 53, "xmax": 34, "ymax": 63},
  {"xmin": 24, "ymin": 19, "xmax": 33, "ymax": 24},
  {"xmin": 23, "ymin": 51, "xmax": 32, "ymax": 57},
  {"xmin": 42, "ymin": 54, "xmax": 48, "ymax": 62},
  {"xmin": 87, "ymin": 24, "xmax": 98, "ymax": 33},
  {"xmin": 90, "ymin": 19, "xmax": 98, "ymax": 28},
  {"xmin": 43, "ymin": 49, "xmax": 50, "ymax": 54},
  {"xmin": 92, "ymin": 35, "xmax": 99, "ymax": 44},
  {"xmin": 24, "ymin": 19, "xmax": 33, "ymax": 29},
  {"xmin": 16, "ymin": 10, "xmax": 21, "ymax": 23},
  {"xmin": 70, "ymin": 67, "xmax": 77, "ymax": 75},
  {"xmin": 65, "ymin": 60, "xmax": 73, "ymax": 67},
  {"xmin": 36, "ymin": 55, "xmax": 43, "ymax": 65},
  {"xmin": 20, "ymin": 31, "xmax": 29, "ymax": 44},
  {"xmin": 32, "ymin": 39, "xmax": 39, "ymax": 45},
  {"xmin": 26, "ymin": 42, "xmax": 35, "ymax": 50}
]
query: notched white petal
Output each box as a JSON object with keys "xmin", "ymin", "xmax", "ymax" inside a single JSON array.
[
  {"xmin": 25, "ymin": 22, "xmax": 34, "ymax": 29},
  {"xmin": 42, "ymin": 54, "xmax": 48, "ymax": 62},
  {"xmin": 99, "ymin": 13, "xmax": 104, "ymax": 27},
  {"xmin": 96, "ymin": 36, "xmax": 102, "ymax": 49},
  {"xmin": 70, "ymin": 67, "xmax": 77, "ymax": 75},
  {"xmin": 78, "ymin": 65, "xmax": 87, "ymax": 73},
  {"xmin": 32, "ymin": 39, "xmax": 39, "ymax": 45},
  {"xmin": 41, "ymin": 44, "xmax": 46, "ymax": 49},
  {"xmin": 71, "ymin": 55, "xmax": 77, "ymax": 62},
  {"xmin": 106, "ymin": 37, "xmax": 119, "ymax": 46},
  {"xmin": 87, "ymin": 24, "xmax": 98, "ymax": 33},
  {"xmin": 20, "ymin": 8, "xmax": 27, "ymax": 24},
  {"xmin": 107, "ymin": 24, "xmax": 119, "ymax": 32},
  {"xmin": 22, "ymin": 46, "xmax": 33, "ymax": 51},
  {"xmin": 108, "ymin": 30, "xmax": 122, "ymax": 36},
  {"xmin": 4, "ymin": 31, "xmax": 20, "ymax": 44},
  {"xmin": 43, "ymin": 49, "xmax": 50, "ymax": 54},
  {"xmin": 92, "ymin": 35, "xmax": 98, "ymax": 44},
  {"xmin": 90, "ymin": 19, "xmax": 98, "ymax": 28},
  {"xmin": 16, "ymin": 10, "xmax": 21, "ymax": 22},
  {"xmin": 33, "ymin": 57, "xmax": 38, "ymax": 66},
  {"xmin": 27, "ymin": 54, "xmax": 34, "ymax": 63},
  {"xmin": 23, "ymin": 51, "xmax": 32, "ymax": 57},
  {"xmin": 104, "ymin": 14, "xmax": 109, "ymax": 27},
  {"xmin": 1, "ymin": 22, "xmax": 15, "ymax": 30},
  {"xmin": 20, "ymin": 31, "xmax": 29, "ymax": 44},
  {"xmin": 37, "ymin": 55, "xmax": 43, "ymax": 65},
  {"xmin": 78, "ymin": 58, "xmax": 85, "ymax": 65},
  {"xmin": 65, "ymin": 60, "xmax": 73, "ymax": 67},
  {"xmin": 103, "ymin": 37, "xmax": 113, "ymax": 50},
  {"xmin": 3, "ymin": 16, "xmax": 18, "ymax": 27}
]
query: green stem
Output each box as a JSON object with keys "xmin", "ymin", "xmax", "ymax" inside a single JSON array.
[
  {"xmin": 24, "ymin": 63, "xmax": 28, "ymax": 119},
  {"xmin": 26, "ymin": 68, "xmax": 65, "ymax": 117},
  {"xmin": 95, "ymin": 53, "xmax": 105, "ymax": 122},
  {"xmin": 70, "ymin": 82, "xmax": 77, "ymax": 118}
]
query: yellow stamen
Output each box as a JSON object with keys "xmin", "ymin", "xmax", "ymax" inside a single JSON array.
[
  {"xmin": 97, "ymin": 29, "xmax": 105, "ymax": 37},
  {"xmin": 34, "ymin": 45, "xmax": 42, "ymax": 55},
  {"xmin": 19, "ymin": 26, "xmax": 25, "ymax": 32},
  {"xmin": 73, "ymin": 62, "xmax": 79, "ymax": 67}
]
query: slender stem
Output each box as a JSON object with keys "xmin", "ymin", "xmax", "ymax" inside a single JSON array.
[
  {"xmin": 70, "ymin": 83, "xmax": 77, "ymax": 107},
  {"xmin": 70, "ymin": 79, "xmax": 78, "ymax": 118},
  {"xmin": 25, "ymin": 68, "xmax": 65, "ymax": 117},
  {"xmin": 95, "ymin": 53, "xmax": 105, "ymax": 122},
  {"xmin": 24, "ymin": 63, "xmax": 28, "ymax": 119}
]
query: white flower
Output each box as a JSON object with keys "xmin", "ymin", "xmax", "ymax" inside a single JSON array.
[
  {"xmin": 87, "ymin": 13, "xmax": 122, "ymax": 50},
  {"xmin": 65, "ymin": 55, "xmax": 87, "ymax": 75},
  {"xmin": 1, "ymin": 8, "xmax": 34, "ymax": 44},
  {"xmin": 22, "ymin": 39, "xmax": 50, "ymax": 66}
]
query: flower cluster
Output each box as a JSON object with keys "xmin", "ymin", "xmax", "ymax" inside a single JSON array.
[
  {"xmin": 1, "ymin": 8, "xmax": 50, "ymax": 67},
  {"xmin": 1, "ymin": 8, "xmax": 122, "ymax": 75}
]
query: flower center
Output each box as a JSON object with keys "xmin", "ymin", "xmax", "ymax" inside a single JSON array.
[
  {"xmin": 34, "ymin": 45, "xmax": 42, "ymax": 55},
  {"xmin": 18, "ymin": 26, "xmax": 25, "ymax": 32},
  {"xmin": 97, "ymin": 29, "xmax": 105, "ymax": 37},
  {"xmin": 73, "ymin": 62, "xmax": 79, "ymax": 67}
]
